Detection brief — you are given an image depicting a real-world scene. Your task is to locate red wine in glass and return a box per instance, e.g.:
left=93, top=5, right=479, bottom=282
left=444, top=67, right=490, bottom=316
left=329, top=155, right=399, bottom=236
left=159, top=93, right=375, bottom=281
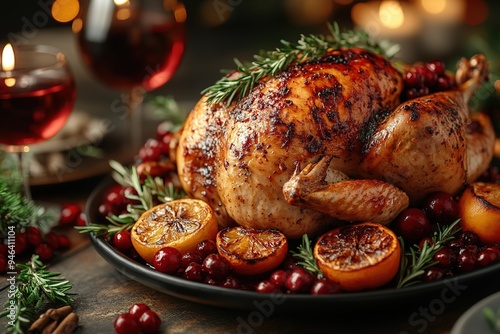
left=77, top=20, right=185, bottom=92
left=74, top=0, right=186, bottom=150
left=0, top=43, right=76, bottom=201
left=0, top=79, right=76, bottom=146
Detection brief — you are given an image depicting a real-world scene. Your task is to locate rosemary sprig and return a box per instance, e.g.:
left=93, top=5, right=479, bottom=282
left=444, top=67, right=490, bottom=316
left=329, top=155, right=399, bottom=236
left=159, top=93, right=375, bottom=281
left=202, top=22, right=399, bottom=106
left=0, top=255, right=74, bottom=334
left=397, top=219, right=461, bottom=289
left=75, top=160, right=184, bottom=237
left=292, top=234, right=324, bottom=278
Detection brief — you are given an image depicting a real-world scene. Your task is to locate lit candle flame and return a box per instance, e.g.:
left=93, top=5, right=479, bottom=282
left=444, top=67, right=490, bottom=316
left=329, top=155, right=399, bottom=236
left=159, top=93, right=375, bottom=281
left=379, top=1, right=405, bottom=29
left=2, top=44, right=15, bottom=72
left=2, top=44, right=16, bottom=87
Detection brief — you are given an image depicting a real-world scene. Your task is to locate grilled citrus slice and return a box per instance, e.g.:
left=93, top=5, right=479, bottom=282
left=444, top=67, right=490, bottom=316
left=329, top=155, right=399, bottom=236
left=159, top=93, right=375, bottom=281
left=216, top=226, right=288, bottom=275
left=314, top=222, right=401, bottom=291
left=458, top=182, right=500, bottom=244
left=131, top=199, right=218, bottom=265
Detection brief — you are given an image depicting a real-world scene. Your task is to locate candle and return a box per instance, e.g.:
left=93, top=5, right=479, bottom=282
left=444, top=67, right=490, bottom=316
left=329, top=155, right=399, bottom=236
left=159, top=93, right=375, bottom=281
left=417, top=0, right=465, bottom=57
left=0, top=44, right=76, bottom=148
left=351, top=0, right=422, bottom=61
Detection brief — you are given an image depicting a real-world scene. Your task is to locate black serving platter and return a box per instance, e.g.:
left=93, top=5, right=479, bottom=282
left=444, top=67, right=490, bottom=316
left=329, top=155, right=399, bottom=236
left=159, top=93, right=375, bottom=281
left=85, top=177, right=500, bottom=313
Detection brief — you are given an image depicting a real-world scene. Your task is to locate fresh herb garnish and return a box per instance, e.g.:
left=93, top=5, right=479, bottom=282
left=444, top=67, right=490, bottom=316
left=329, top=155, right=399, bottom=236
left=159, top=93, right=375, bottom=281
left=75, top=160, right=184, bottom=237
left=0, top=255, right=75, bottom=334
left=397, top=219, right=461, bottom=288
left=292, top=234, right=324, bottom=278
left=202, top=21, right=399, bottom=106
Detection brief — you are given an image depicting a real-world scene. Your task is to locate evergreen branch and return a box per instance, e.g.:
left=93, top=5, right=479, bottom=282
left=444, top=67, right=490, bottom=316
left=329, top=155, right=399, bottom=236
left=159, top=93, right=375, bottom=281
left=0, top=255, right=74, bottom=334
left=0, top=176, right=54, bottom=237
left=202, top=21, right=398, bottom=106
left=397, top=220, right=461, bottom=288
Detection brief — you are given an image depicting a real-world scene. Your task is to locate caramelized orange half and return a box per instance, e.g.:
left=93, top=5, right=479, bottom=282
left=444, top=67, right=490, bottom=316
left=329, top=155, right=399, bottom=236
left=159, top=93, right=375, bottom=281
left=314, top=222, right=401, bottom=291
left=216, top=226, right=288, bottom=276
left=131, top=199, right=218, bottom=265
left=458, top=182, right=500, bottom=244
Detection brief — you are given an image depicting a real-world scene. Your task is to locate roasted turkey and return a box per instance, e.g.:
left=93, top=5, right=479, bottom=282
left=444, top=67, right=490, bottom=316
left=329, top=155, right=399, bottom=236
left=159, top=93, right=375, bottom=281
left=172, top=47, right=495, bottom=239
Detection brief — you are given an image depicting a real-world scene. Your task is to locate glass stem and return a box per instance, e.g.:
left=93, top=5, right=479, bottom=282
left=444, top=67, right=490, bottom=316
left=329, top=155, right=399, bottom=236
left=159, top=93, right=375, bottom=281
left=128, top=89, right=145, bottom=154
left=14, top=150, right=32, bottom=202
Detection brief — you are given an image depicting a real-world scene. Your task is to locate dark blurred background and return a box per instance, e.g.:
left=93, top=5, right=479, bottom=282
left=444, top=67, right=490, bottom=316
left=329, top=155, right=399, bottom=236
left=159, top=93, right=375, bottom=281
left=1, top=0, right=500, bottom=108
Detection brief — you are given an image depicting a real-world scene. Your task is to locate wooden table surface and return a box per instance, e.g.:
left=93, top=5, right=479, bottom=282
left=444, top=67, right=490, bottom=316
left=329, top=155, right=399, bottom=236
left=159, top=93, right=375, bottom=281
left=1, top=175, right=499, bottom=334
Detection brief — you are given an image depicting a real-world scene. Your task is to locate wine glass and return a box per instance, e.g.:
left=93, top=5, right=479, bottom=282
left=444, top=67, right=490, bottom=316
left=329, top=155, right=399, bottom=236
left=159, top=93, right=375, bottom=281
left=73, top=0, right=186, bottom=151
left=0, top=43, right=76, bottom=201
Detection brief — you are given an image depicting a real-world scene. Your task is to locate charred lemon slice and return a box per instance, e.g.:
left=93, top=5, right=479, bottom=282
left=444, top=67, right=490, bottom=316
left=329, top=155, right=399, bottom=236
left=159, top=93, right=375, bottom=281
left=216, top=226, right=288, bottom=276
left=131, top=199, right=218, bottom=265
left=458, top=182, right=500, bottom=244
left=314, top=222, right=401, bottom=291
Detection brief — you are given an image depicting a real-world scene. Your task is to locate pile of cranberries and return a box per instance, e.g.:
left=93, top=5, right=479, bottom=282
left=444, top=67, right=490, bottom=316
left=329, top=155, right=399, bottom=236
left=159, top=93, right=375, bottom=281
left=0, top=203, right=85, bottom=272
left=114, top=303, right=161, bottom=334
left=401, top=60, right=457, bottom=101
left=391, top=190, right=500, bottom=283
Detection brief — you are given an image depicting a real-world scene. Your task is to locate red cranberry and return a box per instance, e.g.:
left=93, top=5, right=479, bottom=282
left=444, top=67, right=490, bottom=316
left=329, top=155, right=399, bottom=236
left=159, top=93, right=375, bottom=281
left=426, top=60, right=446, bottom=76
left=420, top=191, right=459, bottom=225
left=269, top=269, right=288, bottom=289
left=15, top=233, right=27, bottom=255
left=114, top=313, right=140, bottom=334
left=98, top=202, right=116, bottom=217
left=285, top=267, right=315, bottom=293
left=27, top=231, right=43, bottom=248
left=392, top=208, right=432, bottom=245
left=422, top=266, right=445, bottom=282
left=221, top=276, right=241, bottom=289
left=76, top=212, right=87, bottom=226
left=477, top=249, right=500, bottom=267
left=255, top=280, right=279, bottom=293
left=459, top=231, right=480, bottom=245
left=310, top=279, right=340, bottom=295
left=195, top=240, right=218, bottom=259
left=153, top=247, right=182, bottom=274
left=113, top=231, right=133, bottom=253
left=202, top=253, right=231, bottom=279
left=181, top=252, right=203, bottom=267
left=405, top=68, right=424, bottom=88
left=138, top=139, right=164, bottom=162
left=44, top=232, right=60, bottom=251
left=138, top=310, right=161, bottom=334
left=483, top=245, right=500, bottom=258
left=58, top=235, right=71, bottom=250
left=59, top=203, right=82, bottom=226
left=433, top=247, right=456, bottom=269
left=35, top=243, right=54, bottom=262
left=457, top=250, right=476, bottom=272
left=183, top=262, right=204, bottom=282
left=128, top=303, right=150, bottom=321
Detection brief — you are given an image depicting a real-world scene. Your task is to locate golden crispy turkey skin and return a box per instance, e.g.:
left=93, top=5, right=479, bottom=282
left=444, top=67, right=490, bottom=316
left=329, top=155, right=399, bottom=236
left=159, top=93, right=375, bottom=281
left=174, top=48, right=494, bottom=238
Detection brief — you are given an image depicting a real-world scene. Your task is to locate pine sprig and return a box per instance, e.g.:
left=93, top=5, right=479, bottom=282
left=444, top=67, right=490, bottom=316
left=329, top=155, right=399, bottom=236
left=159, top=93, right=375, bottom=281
left=75, top=160, right=185, bottom=237
left=397, top=220, right=461, bottom=289
left=292, top=234, right=324, bottom=278
left=0, top=176, right=54, bottom=237
left=0, top=255, right=74, bottom=334
left=202, top=21, right=399, bottom=106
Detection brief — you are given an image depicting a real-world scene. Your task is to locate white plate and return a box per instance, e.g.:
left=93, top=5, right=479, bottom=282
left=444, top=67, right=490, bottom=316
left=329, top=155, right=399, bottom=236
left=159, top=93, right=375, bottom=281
left=451, top=291, right=500, bottom=334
